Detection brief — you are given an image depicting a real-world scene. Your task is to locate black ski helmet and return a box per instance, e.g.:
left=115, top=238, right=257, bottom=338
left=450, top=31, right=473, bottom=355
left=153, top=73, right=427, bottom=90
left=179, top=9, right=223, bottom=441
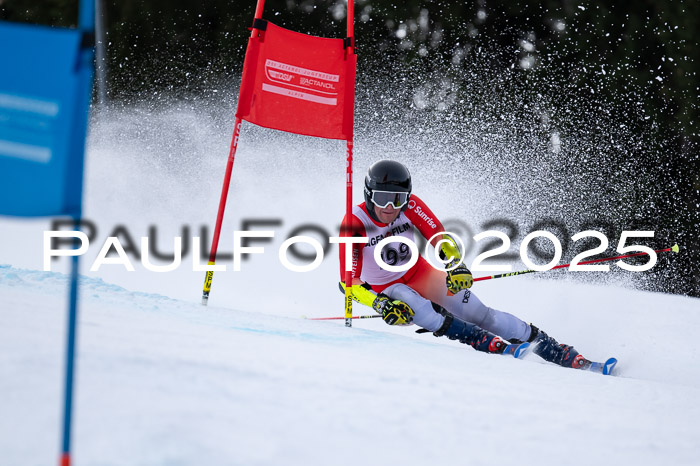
left=364, top=160, right=412, bottom=222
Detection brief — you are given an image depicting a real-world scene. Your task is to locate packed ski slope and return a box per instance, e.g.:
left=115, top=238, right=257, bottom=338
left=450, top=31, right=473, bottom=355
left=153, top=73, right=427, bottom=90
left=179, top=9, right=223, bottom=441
left=2, top=265, right=700, bottom=465
left=2, top=104, right=700, bottom=465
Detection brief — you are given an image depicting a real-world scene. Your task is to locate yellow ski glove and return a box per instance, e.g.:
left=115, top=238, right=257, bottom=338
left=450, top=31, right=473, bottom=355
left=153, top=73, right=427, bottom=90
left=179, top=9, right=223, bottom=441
left=338, top=282, right=414, bottom=325
left=439, top=234, right=473, bottom=293
left=372, top=293, right=415, bottom=326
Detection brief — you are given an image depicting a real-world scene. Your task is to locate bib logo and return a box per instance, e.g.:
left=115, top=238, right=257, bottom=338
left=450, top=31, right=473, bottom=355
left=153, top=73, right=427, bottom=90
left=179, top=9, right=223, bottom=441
left=407, top=199, right=417, bottom=210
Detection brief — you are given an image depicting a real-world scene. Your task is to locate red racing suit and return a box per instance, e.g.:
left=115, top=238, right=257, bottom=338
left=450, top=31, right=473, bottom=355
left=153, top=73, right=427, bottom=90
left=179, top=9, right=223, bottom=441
left=338, top=194, right=450, bottom=305
left=338, top=194, right=531, bottom=342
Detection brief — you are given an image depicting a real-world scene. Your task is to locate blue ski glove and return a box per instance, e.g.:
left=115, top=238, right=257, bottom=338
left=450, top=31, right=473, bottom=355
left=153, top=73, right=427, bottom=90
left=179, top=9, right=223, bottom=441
left=372, top=293, right=415, bottom=326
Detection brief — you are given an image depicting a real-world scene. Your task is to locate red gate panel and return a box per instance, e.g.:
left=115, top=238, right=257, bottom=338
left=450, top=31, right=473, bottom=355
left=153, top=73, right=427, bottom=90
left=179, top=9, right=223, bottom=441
left=236, top=21, right=356, bottom=140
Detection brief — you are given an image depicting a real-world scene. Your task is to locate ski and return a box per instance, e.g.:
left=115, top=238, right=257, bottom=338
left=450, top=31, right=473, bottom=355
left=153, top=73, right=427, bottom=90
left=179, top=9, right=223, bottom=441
left=585, top=357, right=618, bottom=375
left=502, top=342, right=530, bottom=359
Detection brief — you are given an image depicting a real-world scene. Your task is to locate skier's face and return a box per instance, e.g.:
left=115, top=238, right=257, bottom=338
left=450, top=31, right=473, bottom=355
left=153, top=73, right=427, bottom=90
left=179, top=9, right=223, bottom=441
left=374, top=203, right=401, bottom=224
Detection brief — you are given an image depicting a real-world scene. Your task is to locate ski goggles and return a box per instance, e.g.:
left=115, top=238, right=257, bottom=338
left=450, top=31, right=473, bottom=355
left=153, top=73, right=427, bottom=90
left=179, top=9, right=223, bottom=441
left=371, top=190, right=410, bottom=209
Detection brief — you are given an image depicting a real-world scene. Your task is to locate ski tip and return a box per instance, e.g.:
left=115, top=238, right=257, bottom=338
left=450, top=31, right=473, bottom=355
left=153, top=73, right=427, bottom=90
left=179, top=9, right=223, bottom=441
left=513, top=342, right=530, bottom=359
left=602, top=357, right=618, bottom=375
left=671, top=244, right=680, bottom=253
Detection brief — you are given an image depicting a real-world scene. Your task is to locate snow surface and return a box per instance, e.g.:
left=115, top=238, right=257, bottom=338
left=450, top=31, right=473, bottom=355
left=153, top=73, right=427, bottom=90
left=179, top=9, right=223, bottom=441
left=2, top=265, right=700, bottom=466
left=1, top=105, right=700, bottom=465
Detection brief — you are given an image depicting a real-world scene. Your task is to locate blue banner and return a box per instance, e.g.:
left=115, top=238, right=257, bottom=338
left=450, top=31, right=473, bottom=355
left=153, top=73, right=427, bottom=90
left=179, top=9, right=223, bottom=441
left=0, top=21, right=94, bottom=217
left=1, top=7, right=96, bottom=466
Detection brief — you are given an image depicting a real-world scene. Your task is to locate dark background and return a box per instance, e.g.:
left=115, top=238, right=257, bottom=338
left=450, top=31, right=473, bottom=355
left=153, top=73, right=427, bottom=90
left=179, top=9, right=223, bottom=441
left=2, top=0, right=698, bottom=296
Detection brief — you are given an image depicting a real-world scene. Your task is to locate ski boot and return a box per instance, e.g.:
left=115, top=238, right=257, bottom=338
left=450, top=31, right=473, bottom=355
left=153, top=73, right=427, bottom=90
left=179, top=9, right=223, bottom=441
left=517, top=324, right=591, bottom=369
left=433, top=312, right=508, bottom=354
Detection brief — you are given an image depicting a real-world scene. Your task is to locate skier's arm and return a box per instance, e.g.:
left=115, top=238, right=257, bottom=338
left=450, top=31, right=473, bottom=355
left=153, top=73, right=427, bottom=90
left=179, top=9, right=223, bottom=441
left=404, top=194, right=445, bottom=245
left=405, top=194, right=473, bottom=291
left=339, top=280, right=377, bottom=307
left=337, top=212, right=413, bottom=325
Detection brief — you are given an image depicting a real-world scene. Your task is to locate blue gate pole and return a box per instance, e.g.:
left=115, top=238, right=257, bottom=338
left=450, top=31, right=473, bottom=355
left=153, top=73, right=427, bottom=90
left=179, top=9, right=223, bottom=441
left=60, top=2, right=94, bottom=463
left=60, top=220, right=82, bottom=466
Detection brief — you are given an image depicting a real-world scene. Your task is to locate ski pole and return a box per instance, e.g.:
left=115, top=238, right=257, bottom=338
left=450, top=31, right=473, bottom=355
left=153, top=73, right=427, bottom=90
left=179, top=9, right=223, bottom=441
left=303, top=314, right=381, bottom=321
left=474, top=244, right=679, bottom=282
left=315, top=245, right=679, bottom=320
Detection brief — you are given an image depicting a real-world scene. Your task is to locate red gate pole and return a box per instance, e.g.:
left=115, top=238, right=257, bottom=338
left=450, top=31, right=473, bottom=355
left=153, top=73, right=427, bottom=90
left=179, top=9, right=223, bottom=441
left=344, top=141, right=354, bottom=326
left=343, top=1, right=356, bottom=326
left=202, top=0, right=267, bottom=305
left=201, top=117, right=241, bottom=305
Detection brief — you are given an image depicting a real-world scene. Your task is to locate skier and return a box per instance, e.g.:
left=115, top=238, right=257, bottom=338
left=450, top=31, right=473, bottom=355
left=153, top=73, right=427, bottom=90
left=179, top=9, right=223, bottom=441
left=339, top=159, right=592, bottom=369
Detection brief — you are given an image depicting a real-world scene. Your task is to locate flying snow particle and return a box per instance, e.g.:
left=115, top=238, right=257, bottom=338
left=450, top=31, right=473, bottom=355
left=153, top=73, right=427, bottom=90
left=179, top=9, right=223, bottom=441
left=550, top=132, right=561, bottom=154
left=520, top=40, right=535, bottom=52
left=412, top=88, right=428, bottom=110
left=396, top=26, right=407, bottom=39
left=519, top=56, right=536, bottom=70
left=331, top=2, right=346, bottom=21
